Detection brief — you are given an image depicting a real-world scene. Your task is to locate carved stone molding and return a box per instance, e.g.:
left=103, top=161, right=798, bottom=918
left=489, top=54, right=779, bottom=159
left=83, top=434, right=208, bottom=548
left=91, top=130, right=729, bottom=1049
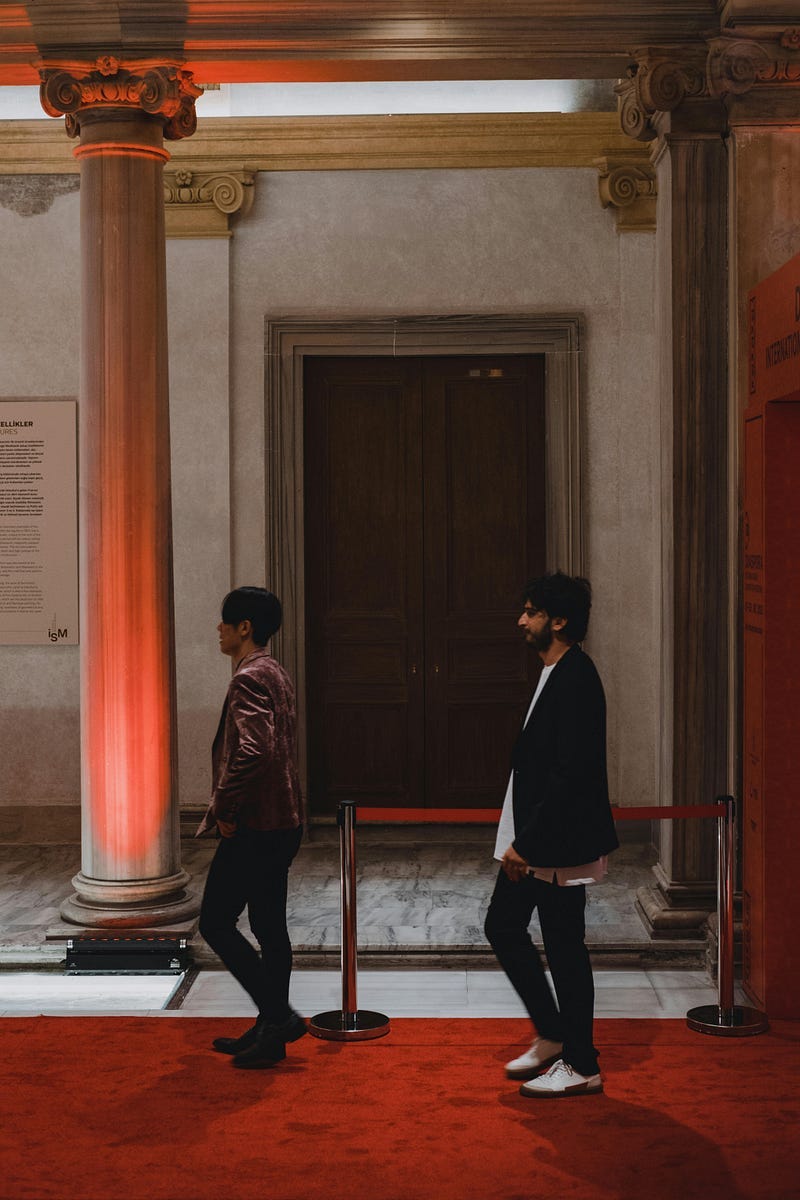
left=163, top=168, right=256, bottom=238
left=0, top=113, right=642, bottom=177
left=595, top=151, right=657, bottom=232
left=615, top=48, right=708, bottom=142
left=38, top=57, right=202, bottom=141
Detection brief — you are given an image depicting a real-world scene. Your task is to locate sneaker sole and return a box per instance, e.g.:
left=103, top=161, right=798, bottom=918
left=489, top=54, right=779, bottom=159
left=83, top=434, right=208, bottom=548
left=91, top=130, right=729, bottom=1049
left=505, top=1052, right=562, bottom=1080
left=519, top=1081, right=603, bottom=1098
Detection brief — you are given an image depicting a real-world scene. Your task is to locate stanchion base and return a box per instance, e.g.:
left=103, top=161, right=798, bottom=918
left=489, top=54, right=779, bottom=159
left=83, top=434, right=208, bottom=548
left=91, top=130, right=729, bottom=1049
left=686, top=1004, right=769, bottom=1037
left=308, top=1010, right=390, bottom=1042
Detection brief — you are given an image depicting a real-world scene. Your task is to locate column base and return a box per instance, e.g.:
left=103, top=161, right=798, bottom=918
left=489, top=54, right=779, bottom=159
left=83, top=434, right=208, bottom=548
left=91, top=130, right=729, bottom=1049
left=703, top=909, right=743, bottom=978
left=60, top=869, right=200, bottom=929
left=635, top=863, right=716, bottom=939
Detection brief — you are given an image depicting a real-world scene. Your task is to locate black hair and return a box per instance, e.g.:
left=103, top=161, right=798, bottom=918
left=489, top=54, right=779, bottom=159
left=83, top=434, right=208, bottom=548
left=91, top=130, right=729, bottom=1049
left=522, top=572, right=592, bottom=643
left=221, top=586, right=282, bottom=647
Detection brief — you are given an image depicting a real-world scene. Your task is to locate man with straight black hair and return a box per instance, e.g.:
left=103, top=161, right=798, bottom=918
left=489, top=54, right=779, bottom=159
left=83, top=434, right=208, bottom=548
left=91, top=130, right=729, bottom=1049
left=197, top=586, right=306, bottom=1069
left=485, top=571, right=618, bottom=1097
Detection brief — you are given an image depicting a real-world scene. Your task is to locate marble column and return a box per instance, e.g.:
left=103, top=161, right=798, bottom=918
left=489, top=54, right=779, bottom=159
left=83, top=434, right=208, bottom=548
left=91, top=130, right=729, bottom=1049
left=617, top=52, right=730, bottom=935
left=39, top=58, right=201, bottom=926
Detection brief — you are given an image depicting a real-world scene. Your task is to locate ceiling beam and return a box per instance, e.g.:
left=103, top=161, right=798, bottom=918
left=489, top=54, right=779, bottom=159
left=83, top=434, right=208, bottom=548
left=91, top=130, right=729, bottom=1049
left=0, top=1, right=724, bottom=85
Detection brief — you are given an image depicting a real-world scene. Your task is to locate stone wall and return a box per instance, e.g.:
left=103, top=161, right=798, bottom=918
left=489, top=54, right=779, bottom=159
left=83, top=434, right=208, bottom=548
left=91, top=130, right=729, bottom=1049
left=0, top=165, right=659, bottom=836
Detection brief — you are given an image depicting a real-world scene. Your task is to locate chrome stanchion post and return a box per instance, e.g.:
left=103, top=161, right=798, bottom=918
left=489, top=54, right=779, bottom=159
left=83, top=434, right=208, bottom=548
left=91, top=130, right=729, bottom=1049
left=341, top=799, right=359, bottom=1025
left=687, top=796, right=769, bottom=1036
left=717, top=792, right=735, bottom=1016
left=309, top=802, right=390, bottom=1041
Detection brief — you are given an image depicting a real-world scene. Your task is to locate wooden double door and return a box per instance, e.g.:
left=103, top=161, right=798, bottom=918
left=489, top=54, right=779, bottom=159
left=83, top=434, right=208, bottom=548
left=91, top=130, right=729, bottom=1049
left=303, top=354, right=546, bottom=816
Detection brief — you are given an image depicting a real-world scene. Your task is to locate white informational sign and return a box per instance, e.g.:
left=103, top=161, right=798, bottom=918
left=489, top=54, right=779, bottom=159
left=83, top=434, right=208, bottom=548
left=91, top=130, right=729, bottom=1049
left=0, top=400, right=78, bottom=645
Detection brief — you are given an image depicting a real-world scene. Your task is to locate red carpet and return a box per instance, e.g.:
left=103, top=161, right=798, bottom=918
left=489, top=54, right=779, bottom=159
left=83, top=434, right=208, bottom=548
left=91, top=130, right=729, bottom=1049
left=1, top=1017, right=798, bottom=1200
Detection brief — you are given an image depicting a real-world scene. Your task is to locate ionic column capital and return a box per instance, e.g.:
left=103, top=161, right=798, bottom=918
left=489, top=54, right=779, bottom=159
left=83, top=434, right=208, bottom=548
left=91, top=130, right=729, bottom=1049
left=595, top=152, right=657, bottom=232
left=38, top=57, right=202, bottom=141
left=706, top=30, right=800, bottom=100
left=615, top=47, right=709, bottom=142
left=163, top=168, right=257, bottom=238
left=618, top=33, right=800, bottom=141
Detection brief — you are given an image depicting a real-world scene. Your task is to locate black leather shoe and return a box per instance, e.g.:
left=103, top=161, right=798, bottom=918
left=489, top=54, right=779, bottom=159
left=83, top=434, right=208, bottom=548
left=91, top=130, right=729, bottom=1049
left=232, top=1033, right=287, bottom=1070
left=231, top=1011, right=307, bottom=1070
left=212, top=1024, right=258, bottom=1055
left=268, top=1010, right=308, bottom=1045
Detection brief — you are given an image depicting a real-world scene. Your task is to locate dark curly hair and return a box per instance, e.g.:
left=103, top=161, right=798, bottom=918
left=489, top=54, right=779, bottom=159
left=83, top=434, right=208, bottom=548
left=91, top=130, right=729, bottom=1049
left=522, top=572, right=592, bottom=643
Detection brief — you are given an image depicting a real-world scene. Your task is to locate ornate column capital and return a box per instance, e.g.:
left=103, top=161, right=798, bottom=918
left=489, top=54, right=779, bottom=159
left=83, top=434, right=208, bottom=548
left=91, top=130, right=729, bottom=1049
left=38, top=57, right=202, bottom=141
left=595, top=151, right=657, bottom=233
left=615, top=47, right=709, bottom=142
left=619, top=33, right=800, bottom=140
left=706, top=31, right=800, bottom=99
left=163, top=168, right=257, bottom=238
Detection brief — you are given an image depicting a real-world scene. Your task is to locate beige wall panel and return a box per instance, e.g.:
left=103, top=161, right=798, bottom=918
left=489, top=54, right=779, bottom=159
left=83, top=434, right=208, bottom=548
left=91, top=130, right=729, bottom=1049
left=227, top=166, right=660, bottom=807
left=0, top=197, right=234, bottom=814
left=0, top=186, right=80, bottom=809
left=0, top=184, right=79, bottom=394
left=0, top=165, right=660, bottom=817
left=166, top=239, right=233, bottom=812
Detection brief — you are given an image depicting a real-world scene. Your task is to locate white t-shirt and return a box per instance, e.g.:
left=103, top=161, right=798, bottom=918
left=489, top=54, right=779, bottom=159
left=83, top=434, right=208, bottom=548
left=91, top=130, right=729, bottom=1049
left=493, top=663, right=607, bottom=886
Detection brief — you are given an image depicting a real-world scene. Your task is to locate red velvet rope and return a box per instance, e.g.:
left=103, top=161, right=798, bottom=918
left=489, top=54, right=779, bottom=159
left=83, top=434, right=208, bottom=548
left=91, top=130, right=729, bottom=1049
left=354, top=803, right=728, bottom=824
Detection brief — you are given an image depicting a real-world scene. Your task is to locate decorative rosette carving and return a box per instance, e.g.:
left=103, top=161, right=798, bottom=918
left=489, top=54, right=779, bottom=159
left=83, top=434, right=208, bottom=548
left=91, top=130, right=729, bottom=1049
left=39, top=58, right=202, bottom=140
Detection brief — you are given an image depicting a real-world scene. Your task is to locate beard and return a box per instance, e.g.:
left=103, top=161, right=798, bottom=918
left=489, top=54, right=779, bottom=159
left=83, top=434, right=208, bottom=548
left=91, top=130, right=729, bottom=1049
left=528, top=618, right=553, bottom=653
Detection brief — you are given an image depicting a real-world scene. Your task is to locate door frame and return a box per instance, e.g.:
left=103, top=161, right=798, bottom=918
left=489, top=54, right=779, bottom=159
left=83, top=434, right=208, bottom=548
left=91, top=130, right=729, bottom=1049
left=264, top=313, right=584, bottom=801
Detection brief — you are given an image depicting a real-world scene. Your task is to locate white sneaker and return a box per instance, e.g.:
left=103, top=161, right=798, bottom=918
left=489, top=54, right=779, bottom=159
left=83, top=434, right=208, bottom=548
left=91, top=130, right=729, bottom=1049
left=519, top=1058, right=603, bottom=1098
left=505, top=1037, right=563, bottom=1079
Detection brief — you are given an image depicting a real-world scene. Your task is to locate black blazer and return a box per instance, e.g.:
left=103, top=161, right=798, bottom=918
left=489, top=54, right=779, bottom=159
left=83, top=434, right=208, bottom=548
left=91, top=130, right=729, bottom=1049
left=510, top=643, right=619, bottom=868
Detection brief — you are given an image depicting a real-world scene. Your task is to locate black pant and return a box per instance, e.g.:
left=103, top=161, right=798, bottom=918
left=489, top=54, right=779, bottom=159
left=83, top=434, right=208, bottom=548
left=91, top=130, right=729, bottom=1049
left=199, top=825, right=303, bottom=1024
left=484, top=868, right=599, bottom=1076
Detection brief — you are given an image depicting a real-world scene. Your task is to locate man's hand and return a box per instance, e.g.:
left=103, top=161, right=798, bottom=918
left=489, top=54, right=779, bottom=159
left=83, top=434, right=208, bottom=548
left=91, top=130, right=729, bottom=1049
left=217, top=818, right=237, bottom=838
left=501, top=844, right=530, bottom=882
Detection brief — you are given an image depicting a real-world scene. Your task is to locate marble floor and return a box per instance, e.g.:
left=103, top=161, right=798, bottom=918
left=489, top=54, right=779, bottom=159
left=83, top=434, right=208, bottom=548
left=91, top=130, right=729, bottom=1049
left=0, top=971, right=181, bottom=1014
left=0, top=830, right=707, bottom=968
left=181, top=966, right=740, bottom=1020
left=0, top=966, right=739, bottom=1019
left=0, top=828, right=733, bottom=1019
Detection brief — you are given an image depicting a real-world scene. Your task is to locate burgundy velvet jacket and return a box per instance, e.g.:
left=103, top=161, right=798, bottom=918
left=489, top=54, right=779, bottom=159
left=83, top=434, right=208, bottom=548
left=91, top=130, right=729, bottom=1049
left=196, top=648, right=303, bottom=836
